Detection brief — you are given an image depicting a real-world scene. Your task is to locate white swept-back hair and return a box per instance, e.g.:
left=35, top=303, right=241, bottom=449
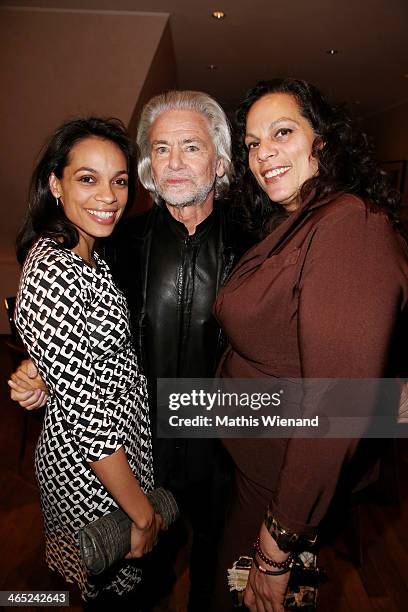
left=136, top=90, right=233, bottom=202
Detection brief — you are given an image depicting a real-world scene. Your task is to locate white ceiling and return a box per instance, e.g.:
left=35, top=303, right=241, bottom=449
left=4, top=0, right=408, bottom=116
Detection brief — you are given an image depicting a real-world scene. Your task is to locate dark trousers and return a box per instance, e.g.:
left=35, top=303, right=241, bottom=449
left=139, top=475, right=230, bottom=611
left=83, top=590, right=143, bottom=612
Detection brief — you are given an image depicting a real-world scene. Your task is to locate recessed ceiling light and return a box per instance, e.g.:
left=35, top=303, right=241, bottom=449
left=207, top=64, right=218, bottom=70
left=212, top=10, right=226, bottom=20
left=326, top=49, right=338, bottom=55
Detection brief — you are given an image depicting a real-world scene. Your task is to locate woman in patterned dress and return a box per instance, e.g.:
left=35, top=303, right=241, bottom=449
left=13, top=118, right=160, bottom=604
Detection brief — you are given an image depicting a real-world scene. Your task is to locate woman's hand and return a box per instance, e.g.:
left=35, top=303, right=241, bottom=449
left=244, top=566, right=290, bottom=612
left=90, top=448, right=162, bottom=558
left=243, top=524, right=291, bottom=612
left=126, top=511, right=163, bottom=559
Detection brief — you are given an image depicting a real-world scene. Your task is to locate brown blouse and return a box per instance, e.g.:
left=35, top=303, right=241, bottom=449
left=214, top=192, right=408, bottom=534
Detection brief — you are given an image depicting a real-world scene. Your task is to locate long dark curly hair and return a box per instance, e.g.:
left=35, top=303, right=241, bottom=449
left=16, top=117, right=136, bottom=264
left=233, top=78, right=403, bottom=240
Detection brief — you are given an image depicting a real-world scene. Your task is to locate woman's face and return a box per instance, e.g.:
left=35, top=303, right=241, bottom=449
left=245, top=92, right=318, bottom=211
left=49, top=136, right=129, bottom=251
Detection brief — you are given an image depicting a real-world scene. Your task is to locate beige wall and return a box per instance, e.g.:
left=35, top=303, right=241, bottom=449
left=0, top=7, right=177, bottom=333
left=363, top=101, right=408, bottom=202
left=127, top=21, right=178, bottom=213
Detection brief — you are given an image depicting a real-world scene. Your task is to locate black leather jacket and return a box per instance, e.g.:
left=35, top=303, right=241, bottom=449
left=105, top=202, right=244, bottom=488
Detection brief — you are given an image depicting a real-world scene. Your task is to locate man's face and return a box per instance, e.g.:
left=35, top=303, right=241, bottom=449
left=149, top=109, right=225, bottom=208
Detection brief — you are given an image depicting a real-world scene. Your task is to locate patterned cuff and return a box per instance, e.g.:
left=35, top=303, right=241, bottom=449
left=264, top=506, right=318, bottom=553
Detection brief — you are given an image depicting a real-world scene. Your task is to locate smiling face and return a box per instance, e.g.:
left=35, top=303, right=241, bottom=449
left=149, top=109, right=225, bottom=209
left=49, top=136, right=128, bottom=258
left=245, top=92, right=318, bottom=211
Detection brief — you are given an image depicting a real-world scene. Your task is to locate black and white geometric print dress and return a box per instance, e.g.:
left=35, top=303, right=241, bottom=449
left=14, top=237, right=154, bottom=599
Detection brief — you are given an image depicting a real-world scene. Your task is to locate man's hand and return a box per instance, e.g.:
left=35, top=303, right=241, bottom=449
left=7, top=359, right=48, bottom=410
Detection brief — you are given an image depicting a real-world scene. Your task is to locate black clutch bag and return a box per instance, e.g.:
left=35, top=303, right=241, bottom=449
left=78, top=487, right=179, bottom=575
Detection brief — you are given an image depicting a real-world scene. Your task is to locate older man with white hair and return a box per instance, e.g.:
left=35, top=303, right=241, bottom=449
left=111, top=91, right=244, bottom=610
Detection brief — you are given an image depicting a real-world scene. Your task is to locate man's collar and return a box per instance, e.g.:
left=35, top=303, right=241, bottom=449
left=162, top=201, right=219, bottom=236
left=163, top=197, right=215, bottom=235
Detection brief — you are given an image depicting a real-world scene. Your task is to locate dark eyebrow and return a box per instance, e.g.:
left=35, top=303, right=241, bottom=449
left=74, top=167, right=128, bottom=176
left=245, top=117, right=300, bottom=139
left=74, top=166, right=98, bottom=174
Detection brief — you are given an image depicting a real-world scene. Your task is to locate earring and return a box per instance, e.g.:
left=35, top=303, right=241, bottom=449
left=55, top=196, right=60, bottom=207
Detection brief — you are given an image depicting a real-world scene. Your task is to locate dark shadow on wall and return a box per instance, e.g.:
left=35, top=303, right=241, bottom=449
left=127, top=21, right=178, bottom=216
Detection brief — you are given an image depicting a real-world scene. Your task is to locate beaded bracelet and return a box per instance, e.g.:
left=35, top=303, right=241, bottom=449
left=252, top=554, right=292, bottom=576
left=253, top=536, right=294, bottom=569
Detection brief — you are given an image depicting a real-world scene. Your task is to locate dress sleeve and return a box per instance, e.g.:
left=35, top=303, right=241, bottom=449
left=269, top=199, right=408, bottom=534
left=15, top=251, right=123, bottom=463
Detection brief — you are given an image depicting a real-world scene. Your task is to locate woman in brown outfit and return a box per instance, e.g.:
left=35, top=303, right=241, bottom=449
left=213, top=79, right=408, bottom=611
